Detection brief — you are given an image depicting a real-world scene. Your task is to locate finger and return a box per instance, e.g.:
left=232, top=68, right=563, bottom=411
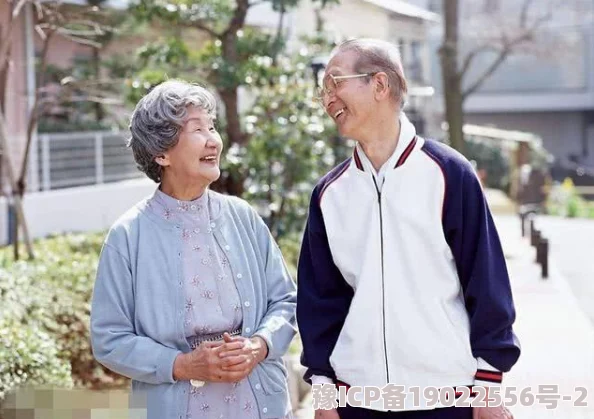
left=472, top=407, right=479, bottom=419
left=214, top=341, right=246, bottom=355
left=222, top=332, right=234, bottom=343
left=218, top=347, right=251, bottom=358
left=222, top=358, right=254, bottom=372
left=221, top=354, right=250, bottom=367
left=199, top=340, right=224, bottom=349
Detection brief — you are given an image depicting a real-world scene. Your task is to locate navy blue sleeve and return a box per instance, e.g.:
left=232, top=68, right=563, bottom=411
left=297, top=184, right=354, bottom=383
left=424, top=141, right=520, bottom=375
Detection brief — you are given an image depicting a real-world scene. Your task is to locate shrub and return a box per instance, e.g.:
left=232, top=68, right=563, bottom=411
left=0, top=318, right=73, bottom=400
left=0, top=232, right=129, bottom=402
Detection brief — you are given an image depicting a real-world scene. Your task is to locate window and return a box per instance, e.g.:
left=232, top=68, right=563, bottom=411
left=409, top=40, right=424, bottom=82
left=483, top=0, right=500, bottom=13
left=398, top=39, right=406, bottom=64
left=428, top=0, right=442, bottom=13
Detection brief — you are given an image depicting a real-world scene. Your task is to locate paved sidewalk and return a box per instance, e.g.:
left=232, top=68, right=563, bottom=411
left=492, top=215, right=594, bottom=418
left=295, top=213, right=594, bottom=418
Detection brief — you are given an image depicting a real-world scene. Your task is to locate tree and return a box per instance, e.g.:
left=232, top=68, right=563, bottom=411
left=128, top=0, right=337, bottom=196
left=0, top=0, right=116, bottom=259
left=439, top=0, right=553, bottom=154
left=243, top=37, right=343, bottom=240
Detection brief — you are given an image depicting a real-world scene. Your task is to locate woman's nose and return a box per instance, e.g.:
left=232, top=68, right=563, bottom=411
left=206, top=134, right=222, bottom=148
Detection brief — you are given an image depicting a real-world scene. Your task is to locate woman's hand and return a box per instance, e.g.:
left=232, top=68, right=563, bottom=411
left=217, top=333, right=268, bottom=381
left=173, top=339, right=248, bottom=383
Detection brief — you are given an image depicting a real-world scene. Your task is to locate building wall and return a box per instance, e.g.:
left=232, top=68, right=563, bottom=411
left=1, top=2, right=31, bottom=187
left=0, top=178, right=156, bottom=245
left=465, top=111, right=593, bottom=166
left=291, top=0, right=391, bottom=42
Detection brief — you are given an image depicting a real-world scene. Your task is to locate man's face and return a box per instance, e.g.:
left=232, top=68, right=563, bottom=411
left=321, top=50, right=376, bottom=140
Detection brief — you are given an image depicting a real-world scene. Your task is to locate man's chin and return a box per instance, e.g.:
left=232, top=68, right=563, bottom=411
left=336, top=125, right=349, bottom=137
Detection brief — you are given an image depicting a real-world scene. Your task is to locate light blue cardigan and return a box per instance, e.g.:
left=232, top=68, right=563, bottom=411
left=90, top=190, right=297, bottom=419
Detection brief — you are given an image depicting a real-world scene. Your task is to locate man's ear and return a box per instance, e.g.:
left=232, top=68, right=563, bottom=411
left=373, top=72, right=391, bottom=101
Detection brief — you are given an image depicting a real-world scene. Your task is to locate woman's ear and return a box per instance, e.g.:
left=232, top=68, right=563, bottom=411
left=155, top=154, right=170, bottom=168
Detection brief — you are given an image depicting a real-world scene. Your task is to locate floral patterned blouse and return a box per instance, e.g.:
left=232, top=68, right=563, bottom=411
left=147, top=188, right=291, bottom=419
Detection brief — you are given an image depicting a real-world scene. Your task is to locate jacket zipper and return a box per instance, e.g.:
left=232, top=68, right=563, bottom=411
left=373, top=176, right=390, bottom=384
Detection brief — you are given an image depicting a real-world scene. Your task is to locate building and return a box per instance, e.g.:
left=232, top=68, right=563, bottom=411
left=417, top=0, right=594, bottom=173
left=0, top=0, right=439, bottom=245
left=247, top=0, right=440, bottom=134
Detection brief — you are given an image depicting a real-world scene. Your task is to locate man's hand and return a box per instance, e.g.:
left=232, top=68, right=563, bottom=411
left=314, top=408, right=340, bottom=419
left=473, top=387, right=514, bottom=419
left=473, top=405, right=514, bottom=419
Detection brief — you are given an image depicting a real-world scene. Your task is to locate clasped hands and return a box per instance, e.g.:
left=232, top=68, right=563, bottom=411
left=173, top=332, right=268, bottom=383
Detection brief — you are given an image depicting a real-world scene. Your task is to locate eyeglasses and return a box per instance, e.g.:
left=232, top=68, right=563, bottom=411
left=316, top=72, right=378, bottom=104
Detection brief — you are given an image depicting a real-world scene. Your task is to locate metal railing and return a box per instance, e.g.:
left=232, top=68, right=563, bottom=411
left=32, top=130, right=142, bottom=192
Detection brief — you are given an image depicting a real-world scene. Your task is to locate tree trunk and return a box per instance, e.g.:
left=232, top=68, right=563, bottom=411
left=0, top=113, right=34, bottom=259
left=92, top=46, right=104, bottom=122
left=217, top=2, right=249, bottom=197
left=440, top=0, right=465, bottom=154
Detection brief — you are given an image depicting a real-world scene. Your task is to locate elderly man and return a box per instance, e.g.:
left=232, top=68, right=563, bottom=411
left=297, top=38, right=520, bottom=419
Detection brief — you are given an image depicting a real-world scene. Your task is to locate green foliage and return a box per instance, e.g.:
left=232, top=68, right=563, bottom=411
left=0, top=318, right=72, bottom=400
left=0, top=232, right=128, bottom=401
left=464, top=138, right=510, bottom=191
left=546, top=178, right=594, bottom=219
left=241, top=42, right=346, bottom=239
left=131, top=0, right=236, bottom=34
left=196, top=29, right=284, bottom=90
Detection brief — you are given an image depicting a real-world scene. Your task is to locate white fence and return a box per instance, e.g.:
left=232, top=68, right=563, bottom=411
left=31, top=130, right=142, bottom=191
left=0, top=178, right=156, bottom=246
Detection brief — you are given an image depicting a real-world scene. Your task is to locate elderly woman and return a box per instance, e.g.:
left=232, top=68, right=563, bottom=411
left=90, top=80, right=296, bottom=419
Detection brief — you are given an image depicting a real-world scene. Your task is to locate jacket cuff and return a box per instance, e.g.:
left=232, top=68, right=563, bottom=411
left=157, top=347, right=183, bottom=384
left=253, top=329, right=274, bottom=360
left=474, top=358, right=503, bottom=388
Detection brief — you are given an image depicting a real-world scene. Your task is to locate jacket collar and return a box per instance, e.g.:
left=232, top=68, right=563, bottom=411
left=352, top=112, right=417, bottom=173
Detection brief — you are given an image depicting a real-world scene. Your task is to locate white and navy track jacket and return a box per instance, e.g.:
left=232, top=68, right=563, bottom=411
left=297, top=117, right=521, bottom=411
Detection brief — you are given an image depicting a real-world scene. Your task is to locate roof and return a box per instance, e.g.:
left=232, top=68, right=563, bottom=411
left=52, top=0, right=128, bottom=10
left=363, top=0, right=440, bottom=22
left=461, top=123, right=542, bottom=144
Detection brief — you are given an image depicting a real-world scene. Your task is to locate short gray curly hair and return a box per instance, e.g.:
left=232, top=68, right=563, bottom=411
left=127, top=80, right=217, bottom=183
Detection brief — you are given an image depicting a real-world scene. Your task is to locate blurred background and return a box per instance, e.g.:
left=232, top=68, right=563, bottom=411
left=0, top=0, right=593, bottom=418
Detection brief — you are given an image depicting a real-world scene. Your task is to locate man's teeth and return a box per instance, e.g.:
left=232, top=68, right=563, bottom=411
left=334, top=109, right=345, bottom=118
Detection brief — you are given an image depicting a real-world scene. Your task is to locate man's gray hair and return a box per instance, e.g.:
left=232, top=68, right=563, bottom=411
left=332, top=38, right=408, bottom=108
left=128, top=80, right=217, bottom=183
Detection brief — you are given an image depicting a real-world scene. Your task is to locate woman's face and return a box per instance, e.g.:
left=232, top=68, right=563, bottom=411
left=159, top=106, right=223, bottom=186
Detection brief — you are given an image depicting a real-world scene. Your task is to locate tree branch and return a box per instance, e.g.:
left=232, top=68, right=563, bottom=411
left=193, top=21, right=220, bottom=38
left=19, top=29, right=55, bottom=189
left=459, top=44, right=496, bottom=78
left=462, top=0, right=552, bottom=100
left=12, top=0, right=29, bottom=19
left=59, top=32, right=103, bottom=48
left=222, top=0, right=250, bottom=38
